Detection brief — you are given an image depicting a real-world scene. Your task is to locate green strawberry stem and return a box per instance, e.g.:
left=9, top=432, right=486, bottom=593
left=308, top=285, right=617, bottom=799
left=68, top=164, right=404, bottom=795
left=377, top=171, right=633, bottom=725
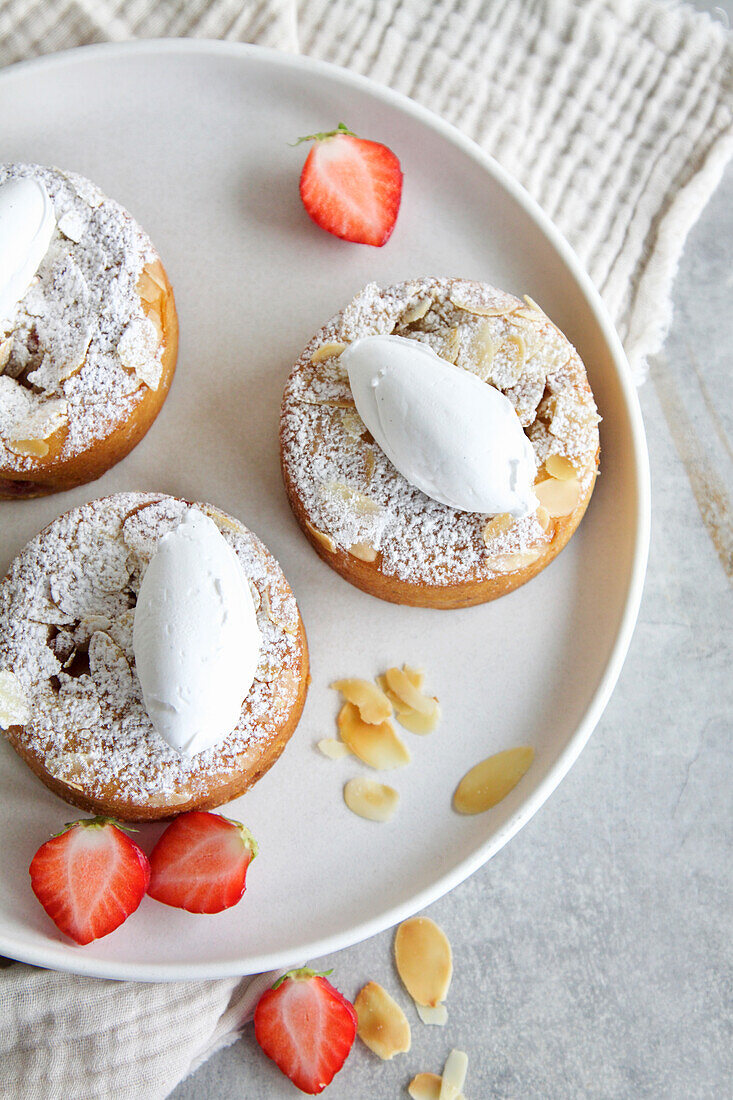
left=52, top=815, right=136, bottom=838
left=291, top=122, right=355, bottom=146
left=272, top=967, right=335, bottom=989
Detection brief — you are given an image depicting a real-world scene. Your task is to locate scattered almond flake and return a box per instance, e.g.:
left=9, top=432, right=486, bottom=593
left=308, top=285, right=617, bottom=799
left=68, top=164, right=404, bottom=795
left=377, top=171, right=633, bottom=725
left=402, top=298, right=431, bottom=324
left=482, top=513, right=514, bottom=545
left=0, top=493, right=303, bottom=807
left=348, top=541, right=377, bottom=562
left=415, top=1003, right=448, bottom=1026
left=344, top=777, right=399, bottom=822
left=281, top=278, right=599, bottom=586
left=7, top=437, right=49, bottom=457
left=385, top=667, right=437, bottom=717
left=354, top=982, right=411, bottom=1059
left=0, top=337, right=12, bottom=371
left=305, top=520, right=336, bottom=553
left=321, top=481, right=381, bottom=515
left=535, top=505, right=552, bottom=532
left=377, top=675, right=412, bottom=715
left=439, top=1050, right=469, bottom=1100
left=57, top=208, right=88, bottom=243
left=0, top=669, right=30, bottom=728
left=545, top=453, right=577, bottom=480
left=409, top=1072, right=465, bottom=1100
left=338, top=702, right=410, bottom=769
left=137, top=267, right=164, bottom=305
left=331, top=678, right=393, bottom=724
left=453, top=746, right=534, bottom=814
left=117, top=315, right=162, bottom=390
left=340, top=408, right=365, bottom=440
left=395, top=917, right=452, bottom=1007
left=403, top=666, right=425, bottom=690
left=0, top=163, right=166, bottom=474
left=8, top=398, right=68, bottom=446
left=317, top=738, right=352, bottom=760
left=491, top=548, right=543, bottom=573
left=311, top=341, right=348, bottom=363
left=395, top=704, right=441, bottom=735
left=535, top=475, right=581, bottom=517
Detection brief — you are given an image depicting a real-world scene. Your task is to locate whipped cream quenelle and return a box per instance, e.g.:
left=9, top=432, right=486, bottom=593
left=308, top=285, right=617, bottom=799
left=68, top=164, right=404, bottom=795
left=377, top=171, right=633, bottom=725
left=133, top=511, right=262, bottom=757
left=342, top=335, right=538, bottom=517
left=0, top=177, right=56, bottom=330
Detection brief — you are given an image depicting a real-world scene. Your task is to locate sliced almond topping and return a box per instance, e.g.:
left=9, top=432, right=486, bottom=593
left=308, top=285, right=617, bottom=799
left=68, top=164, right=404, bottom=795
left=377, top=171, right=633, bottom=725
left=482, top=513, right=514, bottom=544
left=523, top=293, right=546, bottom=315
left=449, top=286, right=516, bottom=316
left=317, top=738, right=352, bottom=760
left=354, top=981, right=411, bottom=1059
left=395, top=917, right=452, bottom=1007
left=363, top=449, right=376, bottom=483
left=344, top=778, right=400, bottom=823
left=468, top=319, right=495, bottom=379
left=454, top=746, right=534, bottom=814
left=0, top=669, right=30, bottom=729
left=0, top=336, right=13, bottom=371
left=331, top=678, right=393, bottom=724
left=338, top=702, right=410, bottom=769
left=305, top=521, right=336, bottom=553
left=535, top=505, right=552, bottom=532
left=439, top=1050, right=469, bottom=1100
left=535, top=475, right=581, bottom=517
left=376, top=675, right=411, bottom=715
left=311, top=341, right=348, bottom=363
left=403, top=666, right=425, bottom=690
left=7, top=437, right=50, bottom=457
left=385, top=667, right=438, bottom=716
left=349, top=542, right=378, bottom=563
left=340, top=409, right=365, bottom=440
left=408, top=1072, right=444, bottom=1100
left=137, top=268, right=164, bottom=305
left=545, top=453, right=577, bottom=480
left=491, top=548, right=543, bottom=573
left=402, top=298, right=432, bottom=324
left=323, top=482, right=381, bottom=515
left=415, top=1002, right=448, bottom=1026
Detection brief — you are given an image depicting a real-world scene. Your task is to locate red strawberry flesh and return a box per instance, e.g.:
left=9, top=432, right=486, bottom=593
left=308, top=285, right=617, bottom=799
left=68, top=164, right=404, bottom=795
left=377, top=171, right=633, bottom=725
left=299, top=126, right=402, bottom=247
left=147, top=810, right=257, bottom=914
left=29, top=818, right=150, bottom=945
left=254, top=969, right=357, bottom=1094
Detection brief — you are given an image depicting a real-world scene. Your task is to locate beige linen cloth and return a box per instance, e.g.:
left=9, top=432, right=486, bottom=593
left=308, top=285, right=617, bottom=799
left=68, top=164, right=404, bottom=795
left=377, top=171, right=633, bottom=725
left=0, top=1, right=731, bottom=1097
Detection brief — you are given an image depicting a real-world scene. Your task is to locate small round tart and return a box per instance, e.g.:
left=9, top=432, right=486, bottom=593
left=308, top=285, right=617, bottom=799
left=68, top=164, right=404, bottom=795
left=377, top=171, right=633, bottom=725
left=280, top=278, right=600, bottom=609
left=0, top=164, right=178, bottom=499
left=0, top=493, right=309, bottom=821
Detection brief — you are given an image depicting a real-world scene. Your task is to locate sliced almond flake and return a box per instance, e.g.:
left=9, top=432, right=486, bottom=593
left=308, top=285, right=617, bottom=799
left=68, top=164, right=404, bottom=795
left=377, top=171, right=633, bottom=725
left=402, top=298, right=432, bottom=324
left=7, top=437, right=49, bottom=457
left=403, top=666, right=425, bottom=690
left=305, top=521, right=336, bottom=553
left=363, top=450, right=375, bottom=483
left=57, top=208, right=88, bottom=243
left=395, top=916, right=452, bottom=1007
left=535, top=505, right=552, bottom=532
left=416, top=1002, right=448, bottom=1026
left=467, top=319, right=495, bottom=379
left=322, top=482, right=381, bottom=515
left=385, top=667, right=437, bottom=716
left=331, top=678, right=393, bottom=724
left=408, top=1072, right=444, bottom=1100
left=340, top=408, right=365, bottom=440
left=396, top=703, right=441, bottom=735
left=482, top=513, right=514, bottom=544
left=524, top=293, right=546, bottom=314
left=535, top=475, right=581, bottom=517
left=344, top=777, right=399, bottom=822
left=144, top=261, right=168, bottom=292
left=0, top=669, right=30, bottom=729
left=377, top=675, right=412, bottom=715
left=449, top=286, right=516, bottom=316
left=355, top=982, right=411, bottom=1059
left=338, top=702, right=410, bottom=769
left=453, top=746, right=534, bottom=814
left=254, top=656, right=281, bottom=683
left=349, top=542, right=377, bottom=562
left=440, top=326, right=461, bottom=364
left=545, top=453, right=578, bottom=480
left=0, top=336, right=12, bottom=371
left=295, top=395, right=355, bottom=408
left=88, top=631, right=133, bottom=700
left=311, top=341, right=348, bottom=363
left=8, top=398, right=69, bottom=446
left=439, top=1050, right=469, bottom=1100
left=117, top=315, right=162, bottom=390
left=248, top=580, right=262, bottom=612
left=500, top=332, right=526, bottom=379
left=317, top=738, right=352, bottom=760
left=491, top=548, right=543, bottom=573
left=137, top=269, right=164, bottom=305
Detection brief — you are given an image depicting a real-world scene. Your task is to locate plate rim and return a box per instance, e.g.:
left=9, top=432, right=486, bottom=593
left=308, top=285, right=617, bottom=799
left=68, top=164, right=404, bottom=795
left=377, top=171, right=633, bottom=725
left=0, top=38, right=651, bottom=981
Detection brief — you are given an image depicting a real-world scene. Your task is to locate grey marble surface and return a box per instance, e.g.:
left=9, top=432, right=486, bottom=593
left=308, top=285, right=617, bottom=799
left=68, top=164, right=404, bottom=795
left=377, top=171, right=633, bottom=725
left=171, top=93, right=733, bottom=1100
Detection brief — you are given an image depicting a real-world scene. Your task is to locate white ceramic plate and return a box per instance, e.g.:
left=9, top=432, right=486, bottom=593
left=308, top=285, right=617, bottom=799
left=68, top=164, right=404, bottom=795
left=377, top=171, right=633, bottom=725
left=0, top=41, right=649, bottom=980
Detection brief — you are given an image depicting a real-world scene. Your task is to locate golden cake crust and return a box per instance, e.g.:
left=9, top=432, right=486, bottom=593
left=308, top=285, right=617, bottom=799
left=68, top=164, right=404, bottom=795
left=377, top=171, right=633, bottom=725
left=0, top=493, right=309, bottom=821
left=280, top=278, right=600, bottom=609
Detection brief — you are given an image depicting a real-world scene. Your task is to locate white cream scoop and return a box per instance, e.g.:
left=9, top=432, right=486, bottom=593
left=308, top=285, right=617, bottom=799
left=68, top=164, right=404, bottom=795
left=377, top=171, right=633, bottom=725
left=342, top=335, right=538, bottom=517
left=0, top=177, right=56, bottom=330
left=133, top=511, right=262, bottom=757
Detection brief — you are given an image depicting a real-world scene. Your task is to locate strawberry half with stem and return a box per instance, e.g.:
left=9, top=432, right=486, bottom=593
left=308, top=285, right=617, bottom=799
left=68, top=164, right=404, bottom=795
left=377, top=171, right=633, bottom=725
left=297, top=122, right=403, bottom=246
left=29, top=817, right=150, bottom=945
left=147, top=810, right=257, bottom=914
left=254, top=968, right=357, bottom=1094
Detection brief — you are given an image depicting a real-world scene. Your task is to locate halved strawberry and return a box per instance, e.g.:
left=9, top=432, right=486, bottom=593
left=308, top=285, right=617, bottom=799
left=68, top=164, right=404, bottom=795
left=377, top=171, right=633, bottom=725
left=29, top=817, right=150, bottom=945
left=298, top=122, right=403, bottom=246
left=147, top=810, right=257, bottom=914
left=254, top=968, right=357, bottom=1094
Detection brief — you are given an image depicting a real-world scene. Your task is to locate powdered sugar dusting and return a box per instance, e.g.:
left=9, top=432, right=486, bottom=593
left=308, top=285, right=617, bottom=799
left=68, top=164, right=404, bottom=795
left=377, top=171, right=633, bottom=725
left=281, top=279, right=600, bottom=585
left=0, top=493, right=303, bottom=804
left=0, top=164, right=164, bottom=470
